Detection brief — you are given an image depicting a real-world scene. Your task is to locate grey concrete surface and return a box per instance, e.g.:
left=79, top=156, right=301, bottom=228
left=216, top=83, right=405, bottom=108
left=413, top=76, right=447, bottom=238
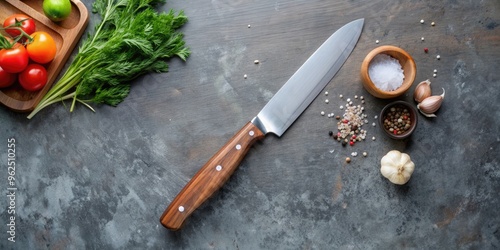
left=1, top=0, right=499, bottom=249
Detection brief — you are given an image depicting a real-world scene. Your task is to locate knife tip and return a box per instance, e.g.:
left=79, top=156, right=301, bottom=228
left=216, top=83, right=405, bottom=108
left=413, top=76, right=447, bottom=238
left=351, top=18, right=364, bottom=28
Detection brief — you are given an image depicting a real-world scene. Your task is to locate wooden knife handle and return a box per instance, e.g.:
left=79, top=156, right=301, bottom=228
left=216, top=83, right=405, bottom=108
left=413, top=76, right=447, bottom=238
left=160, top=122, right=265, bottom=230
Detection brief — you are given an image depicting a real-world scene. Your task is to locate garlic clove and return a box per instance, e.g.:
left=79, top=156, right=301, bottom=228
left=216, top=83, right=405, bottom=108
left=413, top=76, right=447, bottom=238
left=418, top=109, right=437, bottom=118
left=417, top=88, right=445, bottom=117
left=413, top=79, right=432, bottom=103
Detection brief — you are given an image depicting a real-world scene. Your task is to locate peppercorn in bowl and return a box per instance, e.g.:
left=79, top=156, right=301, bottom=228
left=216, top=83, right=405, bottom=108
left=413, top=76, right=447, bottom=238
left=379, top=101, right=417, bottom=139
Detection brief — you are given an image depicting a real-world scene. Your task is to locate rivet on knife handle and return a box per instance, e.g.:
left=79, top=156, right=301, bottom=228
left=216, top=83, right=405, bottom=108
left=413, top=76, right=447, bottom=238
left=160, top=122, right=265, bottom=230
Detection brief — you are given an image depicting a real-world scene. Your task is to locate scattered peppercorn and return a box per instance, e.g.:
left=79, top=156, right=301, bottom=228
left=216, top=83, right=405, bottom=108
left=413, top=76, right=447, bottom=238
left=424, top=48, right=428, bottom=53
left=332, top=97, right=369, bottom=147
left=346, top=157, right=351, bottom=163
left=323, top=94, right=373, bottom=151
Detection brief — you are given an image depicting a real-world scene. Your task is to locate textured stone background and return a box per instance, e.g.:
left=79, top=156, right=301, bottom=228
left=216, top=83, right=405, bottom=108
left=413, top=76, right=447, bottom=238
left=1, top=0, right=499, bottom=249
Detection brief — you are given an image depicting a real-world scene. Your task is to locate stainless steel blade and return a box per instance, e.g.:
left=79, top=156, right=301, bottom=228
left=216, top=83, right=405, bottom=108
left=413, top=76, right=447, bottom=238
left=160, top=19, right=365, bottom=230
left=251, top=18, right=364, bottom=136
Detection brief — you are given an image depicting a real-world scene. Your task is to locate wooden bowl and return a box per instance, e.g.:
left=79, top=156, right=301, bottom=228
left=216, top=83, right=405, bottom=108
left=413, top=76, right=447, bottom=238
left=360, top=46, right=416, bottom=99
left=379, top=101, right=418, bottom=140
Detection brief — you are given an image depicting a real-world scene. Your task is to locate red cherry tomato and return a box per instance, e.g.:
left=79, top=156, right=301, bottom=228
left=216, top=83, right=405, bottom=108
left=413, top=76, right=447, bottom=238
left=26, top=31, right=57, bottom=64
left=3, top=14, right=36, bottom=37
left=0, top=66, right=16, bottom=88
left=0, top=42, right=29, bottom=73
left=18, top=64, right=48, bottom=91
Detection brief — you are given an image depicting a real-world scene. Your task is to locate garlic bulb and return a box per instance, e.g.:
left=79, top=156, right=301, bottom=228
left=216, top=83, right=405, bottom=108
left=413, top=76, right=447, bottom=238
left=417, top=88, right=445, bottom=117
left=380, top=150, right=415, bottom=185
left=413, top=79, right=432, bottom=103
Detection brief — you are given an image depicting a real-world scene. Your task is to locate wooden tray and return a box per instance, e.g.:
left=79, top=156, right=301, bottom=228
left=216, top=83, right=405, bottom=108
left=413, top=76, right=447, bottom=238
left=0, top=0, right=89, bottom=112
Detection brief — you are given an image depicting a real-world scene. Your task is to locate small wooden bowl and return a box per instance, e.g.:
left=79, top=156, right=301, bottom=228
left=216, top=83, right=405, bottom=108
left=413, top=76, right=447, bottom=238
left=379, top=101, right=418, bottom=140
left=360, top=45, right=416, bottom=99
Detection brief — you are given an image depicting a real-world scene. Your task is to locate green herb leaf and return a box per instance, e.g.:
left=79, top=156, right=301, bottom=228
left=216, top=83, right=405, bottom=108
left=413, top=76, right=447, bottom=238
left=28, top=0, right=189, bottom=119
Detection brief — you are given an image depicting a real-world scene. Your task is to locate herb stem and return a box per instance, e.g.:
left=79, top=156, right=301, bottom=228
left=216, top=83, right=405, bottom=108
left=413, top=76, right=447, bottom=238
left=26, top=0, right=189, bottom=119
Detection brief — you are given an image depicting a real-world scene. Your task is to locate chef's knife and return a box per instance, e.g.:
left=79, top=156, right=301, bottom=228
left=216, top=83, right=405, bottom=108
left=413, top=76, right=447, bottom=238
left=160, top=18, right=364, bottom=230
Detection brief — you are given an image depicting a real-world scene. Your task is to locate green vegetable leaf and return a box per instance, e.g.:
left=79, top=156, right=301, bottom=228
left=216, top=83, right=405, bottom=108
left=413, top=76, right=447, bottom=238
left=92, top=84, right=131, bottom=106
left=28, top=0, right=190, bottom=119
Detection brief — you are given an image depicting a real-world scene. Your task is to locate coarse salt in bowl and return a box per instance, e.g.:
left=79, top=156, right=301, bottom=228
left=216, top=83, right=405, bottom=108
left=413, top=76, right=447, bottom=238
left=360, top=46, right=416, bottom=99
